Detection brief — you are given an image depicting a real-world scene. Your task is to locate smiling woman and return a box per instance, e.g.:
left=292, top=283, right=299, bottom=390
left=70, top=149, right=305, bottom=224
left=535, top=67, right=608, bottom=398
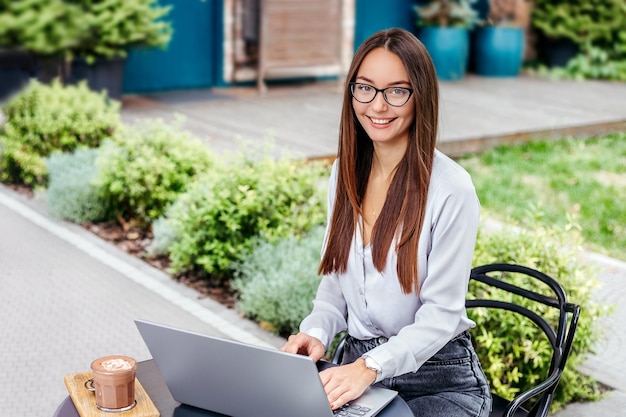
left=281, top=28, right=492, bottom=417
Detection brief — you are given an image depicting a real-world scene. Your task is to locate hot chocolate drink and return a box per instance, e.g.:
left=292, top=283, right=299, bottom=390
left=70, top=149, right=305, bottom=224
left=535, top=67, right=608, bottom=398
left=88, top=355, right=137, bottom=412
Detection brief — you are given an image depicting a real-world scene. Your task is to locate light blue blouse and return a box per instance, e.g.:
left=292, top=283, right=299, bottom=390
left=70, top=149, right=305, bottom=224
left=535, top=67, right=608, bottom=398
left=300, top=150, right=481, bottom=380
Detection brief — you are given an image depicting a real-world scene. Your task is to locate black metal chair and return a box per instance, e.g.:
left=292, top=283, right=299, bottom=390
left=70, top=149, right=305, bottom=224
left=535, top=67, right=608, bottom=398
left=466, top=263, right=581, bottom=417
left=330, top=263, right=581, bottom=417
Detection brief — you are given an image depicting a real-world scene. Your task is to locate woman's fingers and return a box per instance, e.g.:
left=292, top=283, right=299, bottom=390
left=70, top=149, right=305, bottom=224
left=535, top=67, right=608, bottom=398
left=320, top=361, right=374, bottom=410
left=281, top=333, right=325, bottom=361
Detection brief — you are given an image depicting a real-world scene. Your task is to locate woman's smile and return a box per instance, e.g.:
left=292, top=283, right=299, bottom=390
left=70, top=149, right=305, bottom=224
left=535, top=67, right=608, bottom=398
left=368, top=116, right=396, bottom=126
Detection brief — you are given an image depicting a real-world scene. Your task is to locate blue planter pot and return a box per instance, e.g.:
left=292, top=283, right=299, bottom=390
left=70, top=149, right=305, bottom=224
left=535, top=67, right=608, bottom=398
left=472, top=27, right=524, bottom=77
left=417, top=27, right=469, bottom=81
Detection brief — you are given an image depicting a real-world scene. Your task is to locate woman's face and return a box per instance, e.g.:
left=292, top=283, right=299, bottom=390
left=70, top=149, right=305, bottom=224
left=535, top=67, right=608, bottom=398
left=352, top=47, right=415, bottom=147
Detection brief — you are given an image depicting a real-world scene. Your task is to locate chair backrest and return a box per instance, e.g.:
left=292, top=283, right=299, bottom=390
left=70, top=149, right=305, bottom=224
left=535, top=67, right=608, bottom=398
left=466, top=263, right=581, bottom=417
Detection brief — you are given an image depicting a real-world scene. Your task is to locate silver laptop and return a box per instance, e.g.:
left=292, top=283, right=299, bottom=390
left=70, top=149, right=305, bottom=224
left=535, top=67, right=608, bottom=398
left=135, top=319, right=398, bottom=417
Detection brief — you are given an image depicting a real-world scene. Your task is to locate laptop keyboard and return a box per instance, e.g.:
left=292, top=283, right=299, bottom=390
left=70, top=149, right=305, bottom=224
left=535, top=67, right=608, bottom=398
left=333, top=403, right=371, bottom=416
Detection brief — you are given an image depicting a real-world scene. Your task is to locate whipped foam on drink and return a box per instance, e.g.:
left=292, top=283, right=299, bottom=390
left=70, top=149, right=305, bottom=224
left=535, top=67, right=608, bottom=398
left=101, top=358, right=133, bottom=371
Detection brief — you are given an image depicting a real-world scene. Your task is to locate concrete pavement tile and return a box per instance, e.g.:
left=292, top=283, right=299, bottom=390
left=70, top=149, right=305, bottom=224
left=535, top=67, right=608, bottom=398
left=553, top=391, right=626, bottom=417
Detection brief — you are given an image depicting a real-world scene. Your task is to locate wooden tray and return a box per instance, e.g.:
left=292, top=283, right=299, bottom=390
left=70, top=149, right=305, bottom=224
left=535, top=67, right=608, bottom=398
left=64, top=371, right=159, bottom=417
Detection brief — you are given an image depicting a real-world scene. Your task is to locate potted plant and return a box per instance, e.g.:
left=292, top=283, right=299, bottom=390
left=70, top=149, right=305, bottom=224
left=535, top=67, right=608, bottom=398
left=471, top=0, right=529, bottom=77
left=67, top=0, right=174, bottom=100
left=532, top=0, right=626, bottom=69
left=414, top=0, right=481, bottom=81
left=530, top=0, right=580, bottom=67
left=0, top=0, right=85, bottom=99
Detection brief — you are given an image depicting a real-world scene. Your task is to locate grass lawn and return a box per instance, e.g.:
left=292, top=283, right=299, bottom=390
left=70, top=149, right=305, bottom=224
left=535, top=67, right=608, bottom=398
left=457, top=132, right=626, bottom=261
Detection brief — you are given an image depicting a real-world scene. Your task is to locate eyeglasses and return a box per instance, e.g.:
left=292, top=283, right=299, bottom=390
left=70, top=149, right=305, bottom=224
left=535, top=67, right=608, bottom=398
left=349, top=82, right=414, bottom=107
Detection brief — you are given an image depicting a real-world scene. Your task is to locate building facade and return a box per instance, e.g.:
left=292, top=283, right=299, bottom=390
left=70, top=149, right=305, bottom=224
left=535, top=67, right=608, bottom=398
left=123, top=0, right=432, bottom=93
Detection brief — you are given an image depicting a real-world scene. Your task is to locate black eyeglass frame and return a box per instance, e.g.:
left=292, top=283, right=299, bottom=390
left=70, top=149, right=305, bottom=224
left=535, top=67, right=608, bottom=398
left=349, top=82, right=414, bottom=107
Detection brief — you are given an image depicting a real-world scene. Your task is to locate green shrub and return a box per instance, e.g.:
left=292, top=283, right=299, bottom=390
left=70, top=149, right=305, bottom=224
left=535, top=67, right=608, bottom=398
left=532, top=0, right=625, bottom=47
left=0, top=79, right=120, bottom=186
left=158, top=151, right=329, bottom=281
left=72, top=0, right=173, bottom=62
left=94, top=118, right=215, bottom=227
left=45, top=148, right=110, bottom=223
left=470, top=217, right=610, bottom=411
left=231, top=225, right=326, bottom=336
left=537, top=44, right=626, bottom=82
left=531, top=0, right=626, bottom=81
left=0, top=0, right=172, bottom=62
left=0, top=0, right=86, bottom=56
left=147, top=216, right=177, bottom=257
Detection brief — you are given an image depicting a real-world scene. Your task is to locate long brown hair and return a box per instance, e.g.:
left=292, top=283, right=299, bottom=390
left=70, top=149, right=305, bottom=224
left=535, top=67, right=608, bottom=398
left=318, top=28, right=439, bottom=294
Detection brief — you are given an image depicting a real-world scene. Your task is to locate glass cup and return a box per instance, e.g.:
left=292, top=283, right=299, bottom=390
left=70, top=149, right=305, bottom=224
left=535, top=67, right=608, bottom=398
left=85, top=355, right=137, bottom=412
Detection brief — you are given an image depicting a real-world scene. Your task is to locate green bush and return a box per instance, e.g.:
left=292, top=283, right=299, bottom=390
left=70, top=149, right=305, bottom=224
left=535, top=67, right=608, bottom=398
left=471, top=217, right=610, bottom=411
left=531, top=0, right=626, bottom=81
left=94, top=118, right=215, bottom=227
left=158, top=151, right=329, bottom=281
left=0, top=79, right=120, bottom=186
left=537, top=44, right=626, bottom=82
left=147, top=216, right=177, bottom=257
left=45, top=148, right=109, bottom=223
left=72, top=0, right=173, bottom=62
left=231, top=225, right=326, bottom=336
left=532, top=0, right=625, bottom=47
left=0, top=0, right=86, bottom=56
left=0, top=0, right=172, bottom=62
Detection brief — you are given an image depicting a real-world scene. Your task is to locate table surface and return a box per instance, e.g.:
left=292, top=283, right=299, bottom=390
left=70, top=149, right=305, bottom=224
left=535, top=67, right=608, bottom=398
left=54, top=360, right=413, bottom=417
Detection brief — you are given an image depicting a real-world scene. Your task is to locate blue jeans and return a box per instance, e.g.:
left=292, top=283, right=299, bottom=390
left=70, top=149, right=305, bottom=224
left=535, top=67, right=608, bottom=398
left=341, top=332, right=492, bottom=417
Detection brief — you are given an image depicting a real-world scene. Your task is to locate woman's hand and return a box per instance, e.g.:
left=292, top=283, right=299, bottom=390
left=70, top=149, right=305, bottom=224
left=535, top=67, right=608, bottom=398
left=281, top=332, right=326, bottom=362
left=319, top=358, right=377, bottom=410
left=282, top=334, right=377, bottom=410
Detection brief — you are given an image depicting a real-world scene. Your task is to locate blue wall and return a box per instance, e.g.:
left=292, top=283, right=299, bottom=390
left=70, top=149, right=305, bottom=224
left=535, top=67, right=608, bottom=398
left=354, top=0, right=416, bottom=49
left=123, top=0, right=223, bottom=93
left=355, top=0, right=490, bottom=50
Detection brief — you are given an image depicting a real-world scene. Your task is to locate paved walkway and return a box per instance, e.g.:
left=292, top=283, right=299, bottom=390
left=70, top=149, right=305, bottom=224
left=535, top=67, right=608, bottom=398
left=1, top=75, right=625, bottom=417
left=0, top=188, right=285, bottom=417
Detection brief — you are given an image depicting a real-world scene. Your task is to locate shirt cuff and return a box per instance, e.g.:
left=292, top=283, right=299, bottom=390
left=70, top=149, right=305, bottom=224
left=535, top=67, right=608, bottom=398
left=304, top=327, right=329, bottom=349
left=361, top=354, right=384, bottom=383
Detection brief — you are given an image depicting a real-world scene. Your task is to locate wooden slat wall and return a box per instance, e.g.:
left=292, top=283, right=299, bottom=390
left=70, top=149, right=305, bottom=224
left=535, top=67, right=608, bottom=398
left=258, top=0, right=343, bottom=92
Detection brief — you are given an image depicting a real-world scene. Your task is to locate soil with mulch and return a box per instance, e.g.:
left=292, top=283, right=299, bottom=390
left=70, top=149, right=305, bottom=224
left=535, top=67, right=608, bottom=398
left=85, top=221, right=238, bottom=309
left=6, top=184, right=237, bottom=309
